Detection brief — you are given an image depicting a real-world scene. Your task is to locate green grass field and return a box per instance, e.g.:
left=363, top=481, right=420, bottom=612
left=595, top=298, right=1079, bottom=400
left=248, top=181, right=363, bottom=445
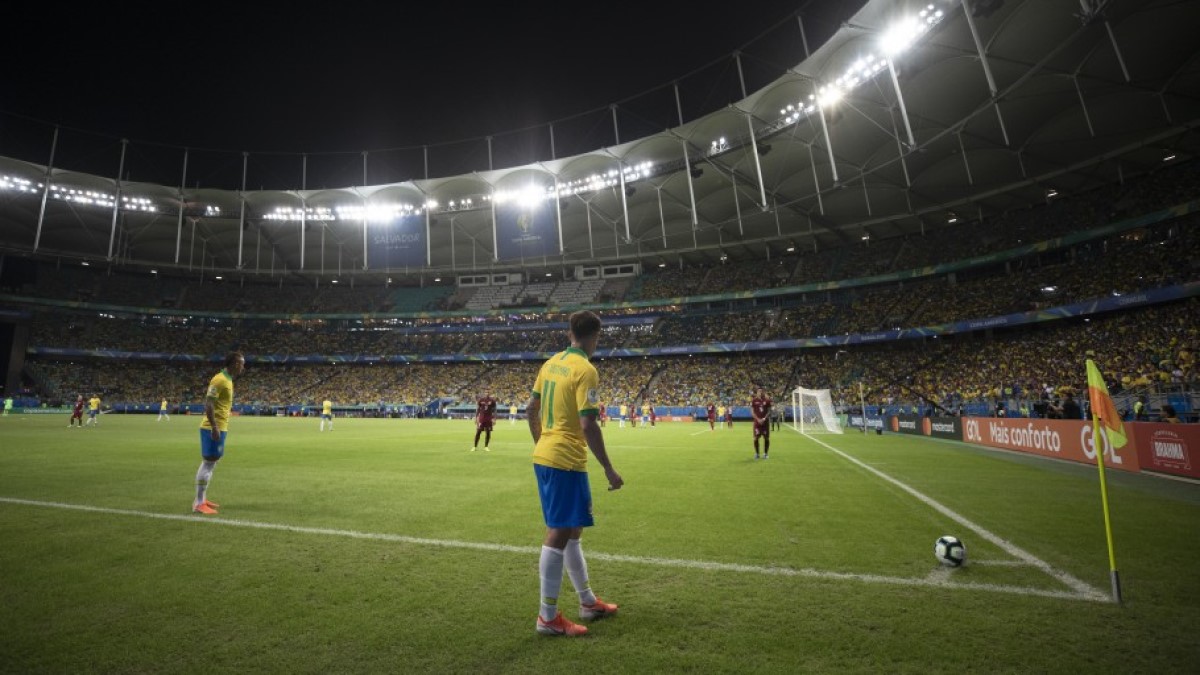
left=2, top=413, right=1199, bottom=673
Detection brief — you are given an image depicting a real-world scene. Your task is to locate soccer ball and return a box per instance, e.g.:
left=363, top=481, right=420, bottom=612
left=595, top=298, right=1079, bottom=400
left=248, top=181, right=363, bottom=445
left=934, top=535, right=967, bottom=567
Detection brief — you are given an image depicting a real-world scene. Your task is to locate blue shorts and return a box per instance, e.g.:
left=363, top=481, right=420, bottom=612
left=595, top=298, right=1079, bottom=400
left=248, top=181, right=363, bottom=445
left=321, top=413, right=331, bottom=420
left=200, top=429, right=228, bottom=461
left=534, top=464, right=594, bottom=529
left=88, top=410, right=97, bottom=418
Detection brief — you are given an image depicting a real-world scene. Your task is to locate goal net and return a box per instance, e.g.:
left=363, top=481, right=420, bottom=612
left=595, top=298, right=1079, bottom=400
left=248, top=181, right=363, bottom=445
left=791, top=386, right=843, bottom=434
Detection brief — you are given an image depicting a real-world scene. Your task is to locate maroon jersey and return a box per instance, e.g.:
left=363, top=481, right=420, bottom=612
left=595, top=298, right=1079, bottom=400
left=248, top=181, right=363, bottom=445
left=752, top=396, right=772, bottom=423
left=73, top=399, right=85, bottom=415
left=599, top=403, right=607, bottom=419
left=707, top=404, right=716, bottom=420
left=476, top=396, right=497, bottom=420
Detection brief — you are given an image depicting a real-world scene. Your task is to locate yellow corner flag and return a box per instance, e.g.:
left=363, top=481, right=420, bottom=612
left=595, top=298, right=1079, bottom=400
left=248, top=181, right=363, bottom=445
left=1086, top=360, right=1127, bottom=450
left=1085, top=358, right=1123, bottom=603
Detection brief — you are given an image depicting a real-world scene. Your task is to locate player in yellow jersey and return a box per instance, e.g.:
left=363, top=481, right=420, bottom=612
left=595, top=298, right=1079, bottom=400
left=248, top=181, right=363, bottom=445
left=618, top=403, right=627, bottom=428
left=716, top=405, right=726, bottom=431
left=157, top=398, right=170, bottom=422
left=320, top=399, right=334, bottom=431
left=85, top=394, right=101, bottom=426
left=526, top=311, right=623, bottom=637
left=510, top=403, right=518, bottom=425
left=193, top=352, right=245, bottom=515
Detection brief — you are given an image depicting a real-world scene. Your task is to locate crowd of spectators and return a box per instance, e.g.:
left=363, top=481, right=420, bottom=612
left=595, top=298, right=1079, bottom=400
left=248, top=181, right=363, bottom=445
left=11, top=160, right=1199, bottom=414
left=30, top=296, right=1194, bottom=413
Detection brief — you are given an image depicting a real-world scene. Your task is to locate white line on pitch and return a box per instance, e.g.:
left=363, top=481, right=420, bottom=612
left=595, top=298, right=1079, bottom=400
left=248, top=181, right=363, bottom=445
left=0, top=496, right=1103, bottom=603
left=795, top=432, right=1109, bottom=602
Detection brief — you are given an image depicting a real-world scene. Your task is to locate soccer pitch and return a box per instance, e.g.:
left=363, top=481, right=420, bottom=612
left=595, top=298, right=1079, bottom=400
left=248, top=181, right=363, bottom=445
left=2, top=415, right=1199, bottom=673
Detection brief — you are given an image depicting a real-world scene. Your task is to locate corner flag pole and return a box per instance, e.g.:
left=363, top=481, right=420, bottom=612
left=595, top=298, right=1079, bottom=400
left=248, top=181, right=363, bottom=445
left=1086, top=359, right=1123, bottom=603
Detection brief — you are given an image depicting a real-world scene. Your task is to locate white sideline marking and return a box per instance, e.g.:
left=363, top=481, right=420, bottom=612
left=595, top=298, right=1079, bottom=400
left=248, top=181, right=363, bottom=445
left=796, top=433, right=1110, bottom=602
left=1, top=496, right=1104, bottom=603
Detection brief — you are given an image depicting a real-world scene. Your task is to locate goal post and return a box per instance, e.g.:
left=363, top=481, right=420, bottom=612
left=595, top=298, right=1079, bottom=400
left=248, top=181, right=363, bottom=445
left=791, top=386, right=843, bottom=434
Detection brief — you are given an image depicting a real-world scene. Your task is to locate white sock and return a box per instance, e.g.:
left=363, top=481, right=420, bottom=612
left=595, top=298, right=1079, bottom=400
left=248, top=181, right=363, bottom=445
left=563, top=538, right=597, bottom=605
left=194, top=460, right=216, bottom=505
left=539, top=545, right=565, bottom=621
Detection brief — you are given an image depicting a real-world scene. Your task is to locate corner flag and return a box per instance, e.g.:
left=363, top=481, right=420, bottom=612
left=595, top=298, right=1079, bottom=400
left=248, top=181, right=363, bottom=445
left=1085, top=358, right=1123, bottom=603
left=1086, top=360, right=1127, bottom=450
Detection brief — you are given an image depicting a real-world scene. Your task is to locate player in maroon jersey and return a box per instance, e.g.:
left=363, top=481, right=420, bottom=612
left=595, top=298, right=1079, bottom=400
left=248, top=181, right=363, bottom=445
left=598, top=402, right=607, bottom=427
left=706, top=403, right=716, bottom=431
left=648, top=404, right=656, bottom=427
left=751, top=388, right=772, bottom=459
left=472, top=390, right=498, bottom=451
left=69, top=394, right=85, bottom=427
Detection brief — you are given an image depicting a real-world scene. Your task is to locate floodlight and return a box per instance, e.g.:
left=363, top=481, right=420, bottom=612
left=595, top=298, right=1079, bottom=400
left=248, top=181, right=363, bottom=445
left=881, top=18, right=922, bottom=56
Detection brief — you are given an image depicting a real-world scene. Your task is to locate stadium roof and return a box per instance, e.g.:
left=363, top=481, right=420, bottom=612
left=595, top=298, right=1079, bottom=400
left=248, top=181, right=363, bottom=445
left=1, top=0, right=1198, bottom=280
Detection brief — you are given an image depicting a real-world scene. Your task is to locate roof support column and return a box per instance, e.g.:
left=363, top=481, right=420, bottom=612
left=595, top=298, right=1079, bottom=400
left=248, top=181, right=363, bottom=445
left=732, top=173, right=743, bottom=236
left=617, top=161, right=631, bottom=243
left=360, top=156, right=369, bottom=270
left=808, top=143, right=824, bottom=216
left=174, top=149, right=188, bottom=263
left=888, top=107, right=912, bottom=188
left=796, top=14, right=810, bottom=59
left=680, top=138, right=698, bottom=228
left=33, top=126, right=59, bottom=252
left=862, top=175, right=872, bottom=216
left=735, top=51, right=747, bottom=99
left=961, top=0, right=1010, bottom=146
left=1104, top=20, right=1131, bottom=82
left=553, top=173, right=564, bottom=254
left=656, top=187, right=667, bottom=248
left=585, top=201, right=594, bottom=259
left=490, top=191, right=498, bottom=262
left=674, top=82, right=685, bottom=126
left=237, top=151, right=248, bottom=269
left=106, top=139, right=128, bottom=261
left=1074, top=76, right=1096, bottom=137
left=611, top=105, right=621, bottom=145
left=745, top=113, right=767, bottom=209
left=817, top=104, right=839, bottom=183
left=886, top=59, right=916, bottom=149
left=958, top=131, right=974, bottom=185
left=425, top=206, right=432, bottom=266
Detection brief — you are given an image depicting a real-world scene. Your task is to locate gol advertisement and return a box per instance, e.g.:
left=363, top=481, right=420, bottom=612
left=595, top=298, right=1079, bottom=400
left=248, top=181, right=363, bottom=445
left=1131, top=423, right=1200, bottom=479
left=961, top=417, right=1140, bottom=473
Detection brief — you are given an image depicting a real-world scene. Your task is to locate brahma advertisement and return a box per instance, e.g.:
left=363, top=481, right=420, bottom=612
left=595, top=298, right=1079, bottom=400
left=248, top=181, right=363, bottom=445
left=961, top=417, right=1141, bottom=473
left=1132, top=423, right=1200, bottom=479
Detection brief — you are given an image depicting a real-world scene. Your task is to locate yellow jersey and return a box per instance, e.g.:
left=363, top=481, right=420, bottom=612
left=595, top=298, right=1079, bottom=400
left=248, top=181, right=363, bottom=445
left=531, top=346, right=599, bottom=472
left=323, top=400, right=332, bottom=415
left=88, top=397, right=100, bottom=411
left=717, top=406, right=725, bottom=418
left=160, top=399, right=168, bottom=411
left=200, top=370, right=235, bottom=432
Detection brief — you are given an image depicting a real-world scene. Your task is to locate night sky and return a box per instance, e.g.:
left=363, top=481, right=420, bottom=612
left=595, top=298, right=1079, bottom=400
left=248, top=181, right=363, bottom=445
left=2, top=1, right=863, bottom=159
